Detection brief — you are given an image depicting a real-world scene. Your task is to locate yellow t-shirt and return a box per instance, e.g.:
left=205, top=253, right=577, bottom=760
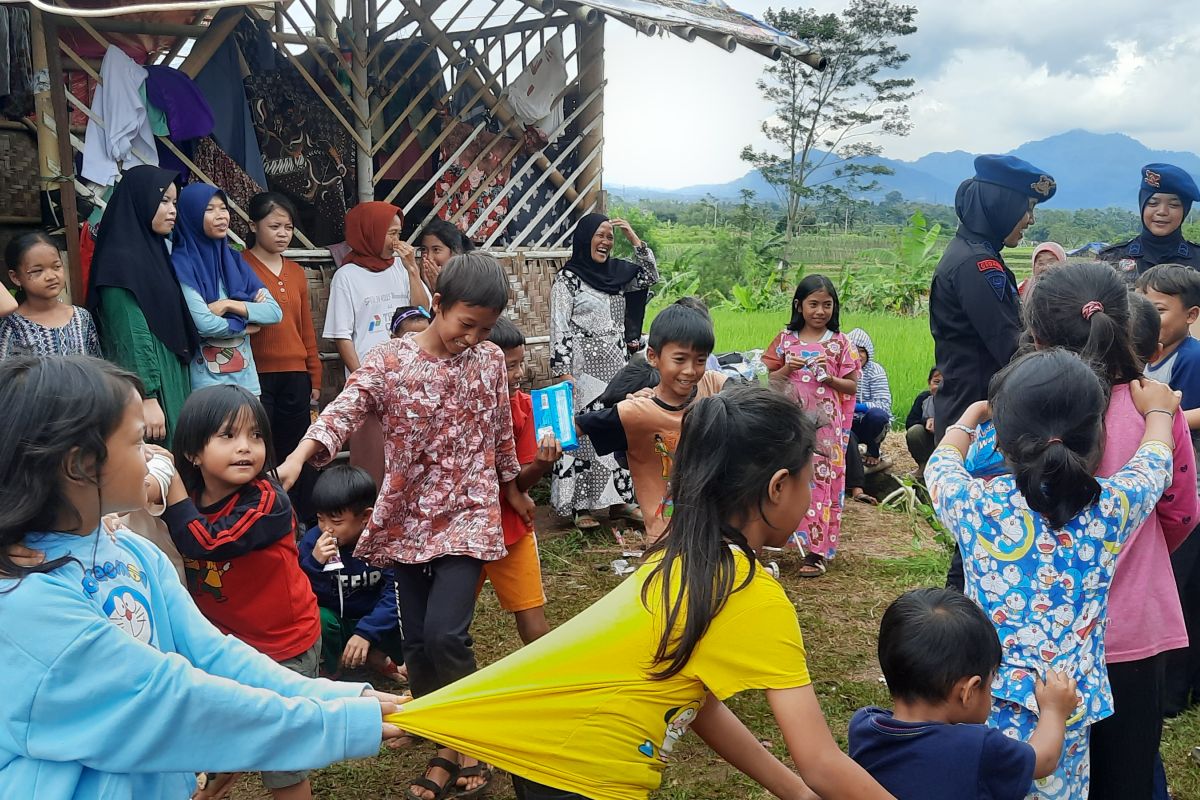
left=387, top=549, right=811, bottom=800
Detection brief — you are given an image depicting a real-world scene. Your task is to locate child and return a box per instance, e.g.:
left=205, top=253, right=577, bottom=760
left=928, top=348, right=1177, bottom=800
left=162, top=385, right=326, bottom=800
left=1, top=232, right=101, bottom=359
left=384, top=385, right=894, bottom=800
left=299, top=465, right=405, bottom=678
left=1129, top=290, right=1165, bottom=367
left=278, top=253, right=528, bottom=800
left=674, top=295, right=722, bottom=371
left=577, top=304, right=727, bottom=543
left=762, top=275, right=860, bottom=577
left=904, top=368, right=941, bottom=473
left=390, top=304, right=432, bottom=337
left=0, top=356, right=400, bottom=798
left=851, top=588, right=1078, bottom=799
left=847, top=327, right=891, bottom=467
left=482, top=317, right=561, bottom=644
left=973, top=262, right=1198, bottom=798
left=1020, top=241, right=1066, bottom=297
left=1137, top=264, right=1200, bottom=724
left=172, top=184, right=282, bottom=395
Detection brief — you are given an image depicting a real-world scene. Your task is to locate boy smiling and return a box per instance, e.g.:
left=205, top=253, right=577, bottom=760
left=576, top=305, right=727, bottom=542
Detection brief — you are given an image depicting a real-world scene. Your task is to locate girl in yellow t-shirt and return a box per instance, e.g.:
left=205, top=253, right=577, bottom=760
left=387, top=385, right=896, bottom=800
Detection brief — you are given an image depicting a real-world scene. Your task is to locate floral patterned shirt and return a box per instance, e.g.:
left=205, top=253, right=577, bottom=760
left=927, top=441, right=1171, bottom=726
left=304, top=335, right=521, bottom=565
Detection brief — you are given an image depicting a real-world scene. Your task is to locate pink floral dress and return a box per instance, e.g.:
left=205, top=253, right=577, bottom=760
left=303, top=335, right=521, bottom=566
left=763, top=329, right=861, bottom=558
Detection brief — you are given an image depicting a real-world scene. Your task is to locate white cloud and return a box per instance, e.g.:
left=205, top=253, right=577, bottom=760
left=602, top=0, right=1200, bottom=189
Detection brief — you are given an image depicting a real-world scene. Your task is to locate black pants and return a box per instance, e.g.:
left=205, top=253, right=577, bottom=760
left=905, top=423, right=935, bottom=474
left=1089, top=653, right=1167, bottom=799
left=512, top=775, right=592, bottom=800
left=846, top=431, right=865, bottom=491
left=393, top=556, right=484, bottom=698
left=1165, top=525, right=1200, bottom=715
left=259, top=371, right=317, bottom=525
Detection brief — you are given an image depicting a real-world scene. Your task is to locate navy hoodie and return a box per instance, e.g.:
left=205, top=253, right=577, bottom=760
left=297, top=526, right=399, bottom=644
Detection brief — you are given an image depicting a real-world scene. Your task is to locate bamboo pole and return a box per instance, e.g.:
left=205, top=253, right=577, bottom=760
left=509, top=144, right=601, bottom=249
left=30, top=9, right=59, bottom=192
left=179, top=7, right=245, bottom=78
left=462, top=85, right=598, bottom=239
left=393, top=0, right=578, bottom=201
left=379, top=20, right=544, bottom=204
left=573, top=16, right=604, bottom=214
left=368, top=0, right=506, bottom=163
left=43, top=13, right=85, bottom=301
left=541, top=172, right=605, bottom=249
left=350, top=0, right=373, bottom=202
left=365, top=0, right=458, bottom=129
left=275, top=5, right=364, bottom=117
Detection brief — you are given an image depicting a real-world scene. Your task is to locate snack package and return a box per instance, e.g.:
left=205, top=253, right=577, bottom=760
left=531, top=381, right=579, bottom=452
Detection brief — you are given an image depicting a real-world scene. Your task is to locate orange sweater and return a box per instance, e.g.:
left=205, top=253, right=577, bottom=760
left=245, top=251, right=323, bottom=389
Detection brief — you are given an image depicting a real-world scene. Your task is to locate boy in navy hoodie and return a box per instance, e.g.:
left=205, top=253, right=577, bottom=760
left=299, top=465, right=404, bottom=677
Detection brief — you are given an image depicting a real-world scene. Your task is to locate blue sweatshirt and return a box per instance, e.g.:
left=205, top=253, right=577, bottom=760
left=0, top=527, right=384, bottom=800
left=298, top=525, right=399, bottom=644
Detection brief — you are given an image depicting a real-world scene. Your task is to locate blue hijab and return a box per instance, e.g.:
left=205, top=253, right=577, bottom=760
left=954, top=178, right=1031, bottom=252
left=172, top=184, right=265, bottom=334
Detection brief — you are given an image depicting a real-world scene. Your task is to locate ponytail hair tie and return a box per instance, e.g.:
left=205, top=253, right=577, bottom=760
left=1081, top=301, right=1104, bottom=320
left=1047, top=437, right=1063, bottom=444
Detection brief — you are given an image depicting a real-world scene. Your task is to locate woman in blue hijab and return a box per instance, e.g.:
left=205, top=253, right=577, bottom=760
left=172, top=184, right=282, bottom=395
left=1100, top=163, right=1200, bottom=281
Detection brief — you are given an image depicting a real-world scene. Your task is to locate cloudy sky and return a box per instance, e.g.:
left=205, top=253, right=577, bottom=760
left=600, top=0, right=1200, bottom=190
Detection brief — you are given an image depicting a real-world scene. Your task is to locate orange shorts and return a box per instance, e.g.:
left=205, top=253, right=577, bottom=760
left=479, top=532, right=546, bottom=613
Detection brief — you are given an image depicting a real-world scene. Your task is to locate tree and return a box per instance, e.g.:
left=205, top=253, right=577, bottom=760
left=741, top=0, right=917, bottom=239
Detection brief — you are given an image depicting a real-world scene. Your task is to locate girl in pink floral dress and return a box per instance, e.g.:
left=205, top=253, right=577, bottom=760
left=763, top=275, right=860, bottom=577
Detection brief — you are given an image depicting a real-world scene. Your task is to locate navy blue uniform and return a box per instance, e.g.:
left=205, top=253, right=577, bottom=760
left=1098, top=236, right=1200, bottom=282
left=930, top=233, right=1021, bottom=440
left=1100, top=163, right=1200, bottom=283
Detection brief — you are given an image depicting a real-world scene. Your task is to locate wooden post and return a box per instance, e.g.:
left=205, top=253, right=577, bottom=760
left=43, top=13, right=84, bottom=302
left=350, top=0, right=373, bottom=202
left=575, top=16, right=604, bottom=214
left=179, top=9, right=245, bottom=79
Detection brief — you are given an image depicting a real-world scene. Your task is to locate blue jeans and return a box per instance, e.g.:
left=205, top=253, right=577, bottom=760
left=852, top=407, right=890, bottom=458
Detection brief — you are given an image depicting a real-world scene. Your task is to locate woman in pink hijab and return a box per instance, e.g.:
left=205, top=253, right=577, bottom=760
left=1019, top=241, right=1066, bottom=297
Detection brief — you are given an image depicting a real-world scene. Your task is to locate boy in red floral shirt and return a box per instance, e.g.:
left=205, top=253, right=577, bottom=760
left=279, top=254, right=532, bottom=799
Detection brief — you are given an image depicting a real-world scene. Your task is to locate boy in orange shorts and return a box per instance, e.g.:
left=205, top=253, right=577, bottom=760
left=484, top=318, right=561, bottom=644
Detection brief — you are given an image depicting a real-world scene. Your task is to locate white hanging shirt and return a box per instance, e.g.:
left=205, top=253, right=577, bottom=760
left=82, top=46, right=159, bottom=185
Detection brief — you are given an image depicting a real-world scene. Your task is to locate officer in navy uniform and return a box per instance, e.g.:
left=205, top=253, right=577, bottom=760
left=930, top=154, right=1056, bottom=591
left=1099, top=163, right=1200, bottom=280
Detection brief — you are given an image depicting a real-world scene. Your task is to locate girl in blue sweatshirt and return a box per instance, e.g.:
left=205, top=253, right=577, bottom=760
left=0, top=355, right=403, bottom=800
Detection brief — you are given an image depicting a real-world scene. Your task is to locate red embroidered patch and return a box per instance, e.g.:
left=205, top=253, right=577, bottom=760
left=977, top=259, right=1004, bottom=273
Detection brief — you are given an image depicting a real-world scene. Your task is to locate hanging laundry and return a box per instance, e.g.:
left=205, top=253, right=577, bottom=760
left=194, top=17, right=268, bottom=189
left=502, top=32, right=567, bottom=140
left=191, top=136, right=265, bottom=244
left=145, top=65, right=214, bottom=141
left=434, top=120, right=513, bottom=243
left=0, top=6, right=33, bottom=119
left=82, top=46, right=159, bottom=185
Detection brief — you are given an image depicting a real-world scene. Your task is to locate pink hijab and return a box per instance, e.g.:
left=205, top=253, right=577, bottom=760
left=1031, top=241, right=1066, bottom=269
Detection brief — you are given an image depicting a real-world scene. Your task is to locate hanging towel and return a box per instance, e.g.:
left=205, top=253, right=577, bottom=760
left=194, top=25, right=269, bottom=188
left=502, top=32, right=567, bottom=136
left=81, top=46, right=159, bottom=185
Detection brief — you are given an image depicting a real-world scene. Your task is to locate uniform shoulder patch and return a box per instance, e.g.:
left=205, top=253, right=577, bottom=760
left=977, top=259, right=1004, bottom=273
left=1118, top=258, right=1138, bottom=273
left=983, top=271, right=1008, bottom=301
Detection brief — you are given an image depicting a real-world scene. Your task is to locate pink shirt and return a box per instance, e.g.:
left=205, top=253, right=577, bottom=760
left=305, top=335, right=520, bottom=566
left=1099, top=384, right=1198, bottom=662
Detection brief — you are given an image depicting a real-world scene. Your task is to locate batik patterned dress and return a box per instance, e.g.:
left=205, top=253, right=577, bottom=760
left=549, top=244, right=658, bottom=517
left=763, top=328, right=860, bottom=558
left=927, top=441, right=1170, bottom=800
left=0, top=307, right=102, bottom=359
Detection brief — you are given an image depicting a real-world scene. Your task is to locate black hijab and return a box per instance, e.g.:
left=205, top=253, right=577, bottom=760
left=88, top=166, right=198, bottom=360
left=954, top=178, right=1032, bottom=253
left=561, top=213, right=640, bottom=294
left=1137, top=186, right=1193, bottom=266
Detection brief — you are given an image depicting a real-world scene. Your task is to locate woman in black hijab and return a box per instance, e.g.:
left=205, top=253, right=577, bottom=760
left=88, top=165, right=198, bottom=445
left=549, top=213, right=658, bottom=530
left=1099, top=163, right=1200, bottom=281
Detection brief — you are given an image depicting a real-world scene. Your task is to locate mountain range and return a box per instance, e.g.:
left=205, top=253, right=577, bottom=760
left=609, top=130, right=1200, bottom=211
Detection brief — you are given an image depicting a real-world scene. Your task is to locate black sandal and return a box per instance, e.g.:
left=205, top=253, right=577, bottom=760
left=797, top=552, right=827, bottom=578
left=454, top=761, right=495, bottom=799
left=406, top=757, right=460, bottom=800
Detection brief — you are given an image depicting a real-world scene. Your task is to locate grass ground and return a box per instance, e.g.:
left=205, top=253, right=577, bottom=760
left=228, top=435, right=1200, bottom=799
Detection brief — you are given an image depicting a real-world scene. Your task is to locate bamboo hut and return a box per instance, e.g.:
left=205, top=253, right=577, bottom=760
left=0, top=0, right=822, bottom=391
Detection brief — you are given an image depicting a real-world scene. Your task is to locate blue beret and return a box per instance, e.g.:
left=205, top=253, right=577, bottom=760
left=1140, top=163, right=1200, bottom=205
left=972, top=154, right=1056, bottom=203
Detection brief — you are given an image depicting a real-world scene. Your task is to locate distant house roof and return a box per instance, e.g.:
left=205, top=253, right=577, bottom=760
left=575, top=0, right=825, bottom=67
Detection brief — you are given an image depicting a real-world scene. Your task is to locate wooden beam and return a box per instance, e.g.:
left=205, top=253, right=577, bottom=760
left=44, top=13, right=85, bottom=302
left=351, top=0, right=373, bottom=202
left=30, top=9, right=57, bottom=188
left=574, top=17, right=604, bottom=213
left=179, top=7, right=245, bottom=78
